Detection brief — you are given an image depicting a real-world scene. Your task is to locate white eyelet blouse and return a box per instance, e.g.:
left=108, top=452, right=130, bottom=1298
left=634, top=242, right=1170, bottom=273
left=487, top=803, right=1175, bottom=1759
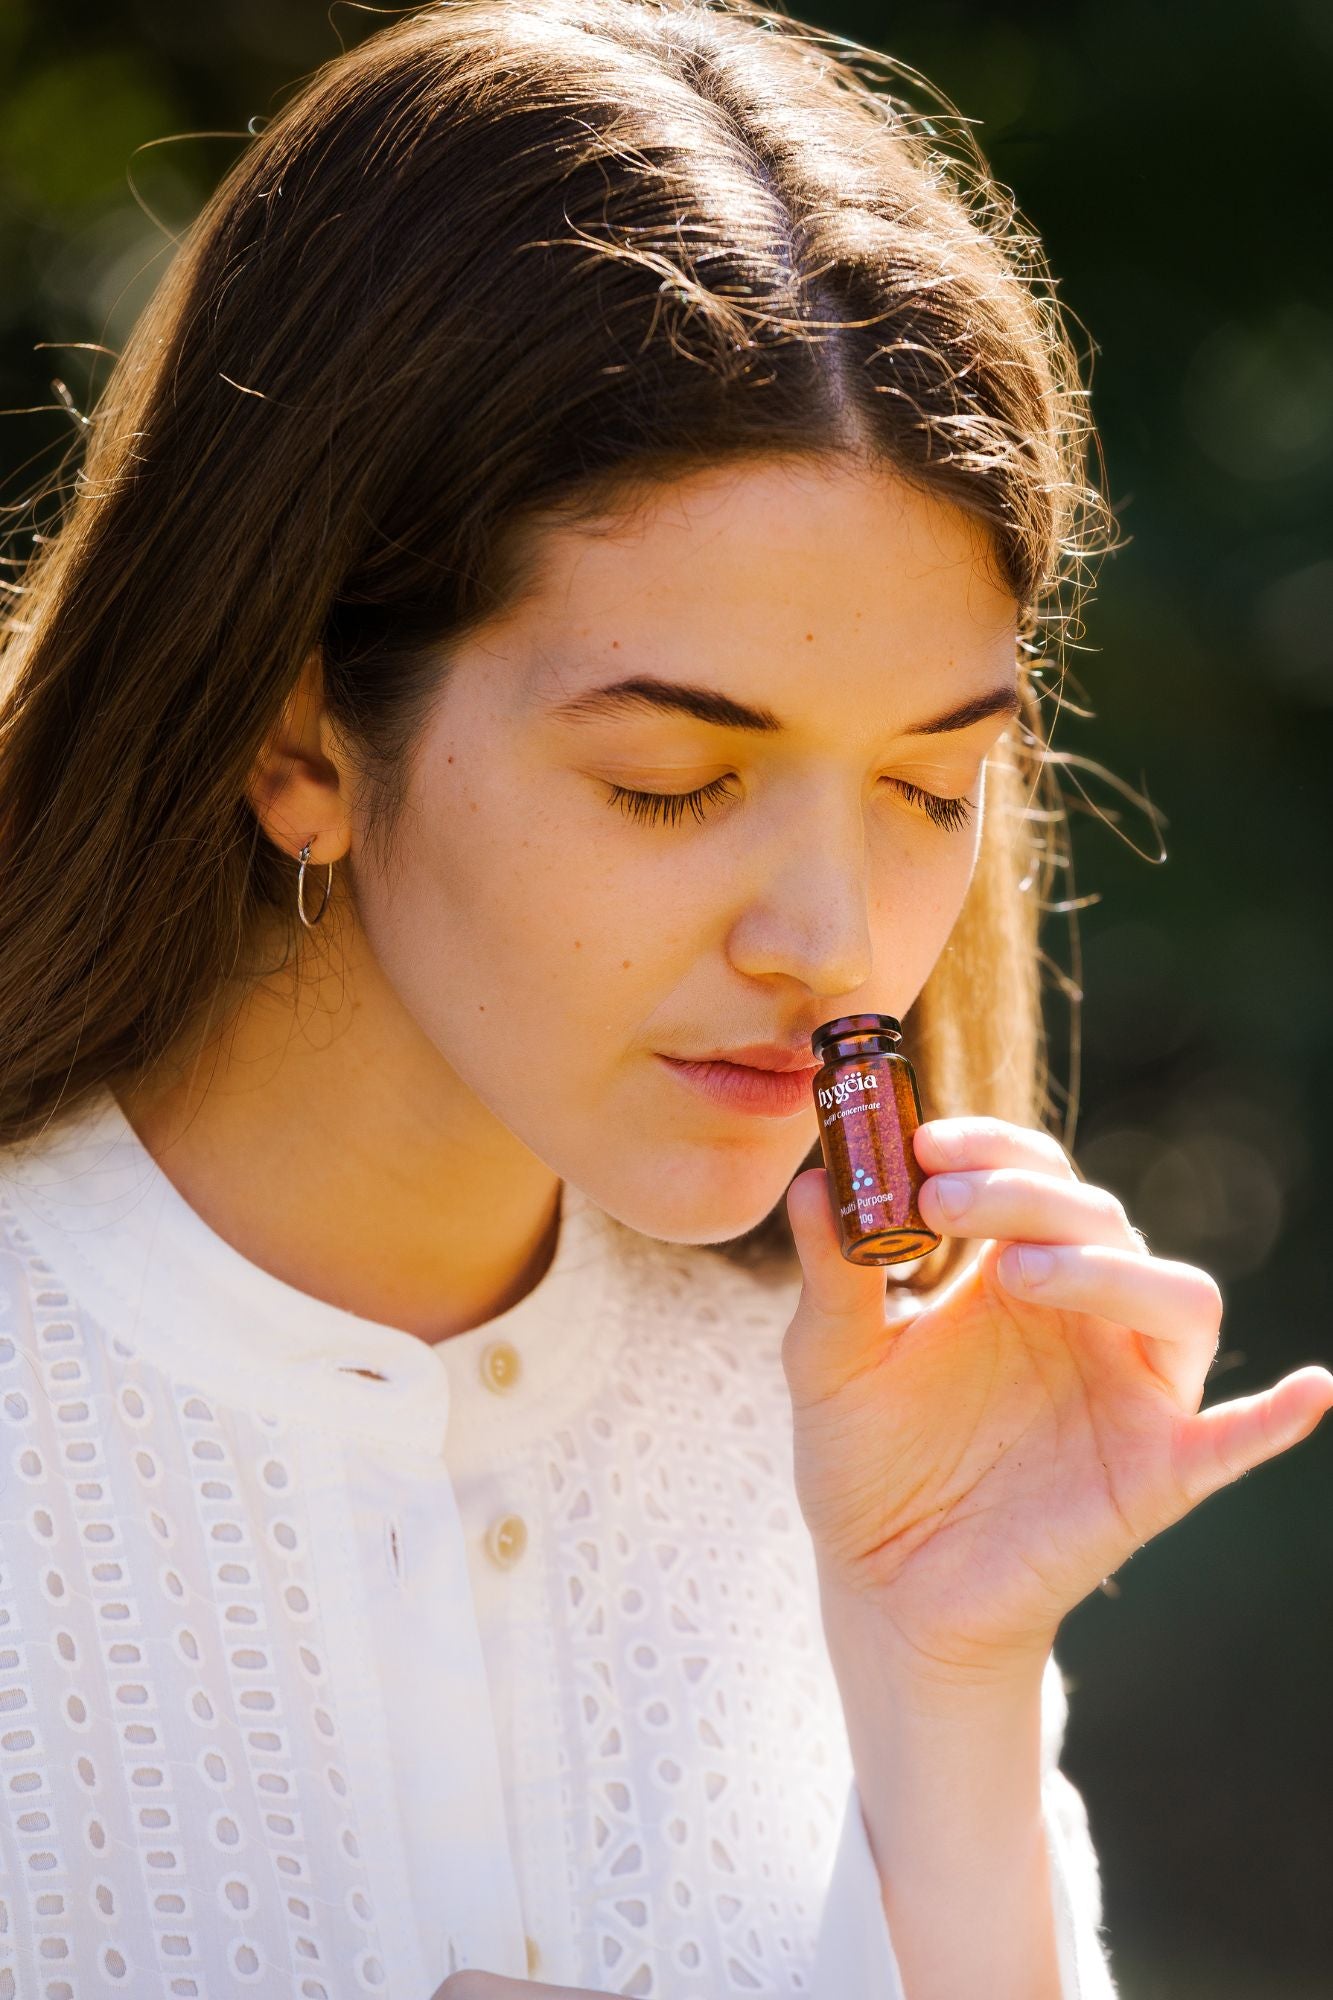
left=0, top=1086, right=1117, bottom=1998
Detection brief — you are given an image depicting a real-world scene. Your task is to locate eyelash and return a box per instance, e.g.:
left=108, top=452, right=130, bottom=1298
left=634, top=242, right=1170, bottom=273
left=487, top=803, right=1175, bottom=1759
left=603, top=776, right=976, bottom=832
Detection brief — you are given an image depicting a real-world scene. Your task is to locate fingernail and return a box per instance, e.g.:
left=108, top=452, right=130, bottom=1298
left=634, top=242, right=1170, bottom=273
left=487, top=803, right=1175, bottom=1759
left=1016, top=1245, right=1055, bottom=1286
left=933, top=1174, right=972, bottom=1218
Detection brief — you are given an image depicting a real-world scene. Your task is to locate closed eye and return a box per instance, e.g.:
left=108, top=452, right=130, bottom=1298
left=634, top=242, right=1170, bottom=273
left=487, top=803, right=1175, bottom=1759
left=602, top=776, right=975, bottom=832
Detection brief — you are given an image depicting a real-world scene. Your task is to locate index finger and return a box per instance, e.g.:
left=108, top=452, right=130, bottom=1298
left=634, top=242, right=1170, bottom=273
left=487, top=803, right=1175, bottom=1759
left=914, top=1115, right=1079, bottom=1181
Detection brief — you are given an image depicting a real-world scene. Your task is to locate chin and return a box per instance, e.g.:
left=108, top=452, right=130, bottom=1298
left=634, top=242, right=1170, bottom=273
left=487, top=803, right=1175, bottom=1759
left=603, top=1170, right=793, bottom=1250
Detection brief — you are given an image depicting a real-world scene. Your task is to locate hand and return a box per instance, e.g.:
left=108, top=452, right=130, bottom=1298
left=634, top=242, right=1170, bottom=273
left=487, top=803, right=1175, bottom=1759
left=782, top=1114, right=1333, bottom=1684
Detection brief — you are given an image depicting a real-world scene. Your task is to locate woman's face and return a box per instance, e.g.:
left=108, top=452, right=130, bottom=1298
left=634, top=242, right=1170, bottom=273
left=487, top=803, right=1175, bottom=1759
left=346, top=455, right=1020, bottom=1244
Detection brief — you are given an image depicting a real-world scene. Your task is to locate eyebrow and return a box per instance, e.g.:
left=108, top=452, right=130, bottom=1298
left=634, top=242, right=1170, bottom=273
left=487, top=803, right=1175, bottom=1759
left=544, top=674, right=1022, bottom=736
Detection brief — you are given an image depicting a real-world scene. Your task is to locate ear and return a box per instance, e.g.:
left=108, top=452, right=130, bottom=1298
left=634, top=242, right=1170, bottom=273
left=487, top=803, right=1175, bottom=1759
left=245, top=648, right=353, bottom=865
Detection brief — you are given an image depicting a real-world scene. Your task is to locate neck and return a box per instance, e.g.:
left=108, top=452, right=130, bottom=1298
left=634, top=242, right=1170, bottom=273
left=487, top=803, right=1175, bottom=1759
left=117, top=918, right=564, bottom=1344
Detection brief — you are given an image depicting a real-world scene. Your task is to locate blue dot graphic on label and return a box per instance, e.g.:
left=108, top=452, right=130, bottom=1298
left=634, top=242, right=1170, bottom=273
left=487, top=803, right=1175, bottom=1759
left=851, top=1165, right=874, bottom=1191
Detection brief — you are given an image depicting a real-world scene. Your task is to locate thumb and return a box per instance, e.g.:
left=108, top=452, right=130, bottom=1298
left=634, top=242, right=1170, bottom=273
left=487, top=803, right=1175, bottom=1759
left=1172, top=1365, right=1333, bottom=1513
left=782, top=1166, right=894, bottom=1402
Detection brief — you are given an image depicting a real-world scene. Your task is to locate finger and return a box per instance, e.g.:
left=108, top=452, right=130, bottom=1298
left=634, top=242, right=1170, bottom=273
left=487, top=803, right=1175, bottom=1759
left=992, top=1241, right=1224, bottom=1406
left=914, top=1116, right=1079, bottom=1182
left=1172, top=1366, right=1333, bottom=1513
left=918, top=1165, right=1146, bottom=1256
left=785, top=1166, right=888, bottom=1316
left=783, top=1166, right=894, bottom=1399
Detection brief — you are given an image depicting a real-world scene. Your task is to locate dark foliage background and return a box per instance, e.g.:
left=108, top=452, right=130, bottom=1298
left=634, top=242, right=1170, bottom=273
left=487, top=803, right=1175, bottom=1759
left=2, top=4, right=1330, bottom=1992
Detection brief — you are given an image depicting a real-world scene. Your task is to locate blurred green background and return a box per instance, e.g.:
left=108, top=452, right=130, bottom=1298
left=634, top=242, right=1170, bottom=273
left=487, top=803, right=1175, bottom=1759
left=2, top=2, right=1330, bottom=1992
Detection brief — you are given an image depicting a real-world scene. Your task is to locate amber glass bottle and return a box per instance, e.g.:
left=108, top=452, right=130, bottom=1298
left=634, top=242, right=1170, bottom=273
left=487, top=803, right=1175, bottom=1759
left=809, top=1013, right=941, bottom=1266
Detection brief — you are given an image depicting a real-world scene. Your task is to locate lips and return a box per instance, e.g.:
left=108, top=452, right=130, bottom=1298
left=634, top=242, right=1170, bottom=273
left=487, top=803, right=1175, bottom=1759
left=655, top=1053, right=817, bottom=1117
left=674, top=1042, right=818, bottom=1073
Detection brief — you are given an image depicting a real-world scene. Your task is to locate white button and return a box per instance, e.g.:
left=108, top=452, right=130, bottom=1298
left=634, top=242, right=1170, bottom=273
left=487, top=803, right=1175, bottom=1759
left=481, top=1340, right=522, bottom=1393
left=484, top=1513, right=528, bottom=1569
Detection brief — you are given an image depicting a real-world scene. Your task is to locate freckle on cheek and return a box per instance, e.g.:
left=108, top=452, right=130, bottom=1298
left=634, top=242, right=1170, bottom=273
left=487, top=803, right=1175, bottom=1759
left=621, top=960, right=632, bottom=970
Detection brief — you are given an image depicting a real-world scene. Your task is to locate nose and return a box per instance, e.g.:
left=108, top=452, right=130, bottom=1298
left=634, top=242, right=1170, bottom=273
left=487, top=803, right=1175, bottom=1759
left=724, top=785, right=878, bottom=998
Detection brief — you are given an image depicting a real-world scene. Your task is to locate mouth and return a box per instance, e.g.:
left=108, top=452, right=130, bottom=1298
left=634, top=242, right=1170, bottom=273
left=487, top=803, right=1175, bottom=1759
left=671, top=1041, right=819, bottom=1073
left=655, top=1053, right=818, bottom=1119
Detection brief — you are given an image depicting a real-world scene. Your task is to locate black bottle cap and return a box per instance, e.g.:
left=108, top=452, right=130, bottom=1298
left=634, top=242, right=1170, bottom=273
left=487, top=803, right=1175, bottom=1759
left=810, top=1013, right=903, bottom=1061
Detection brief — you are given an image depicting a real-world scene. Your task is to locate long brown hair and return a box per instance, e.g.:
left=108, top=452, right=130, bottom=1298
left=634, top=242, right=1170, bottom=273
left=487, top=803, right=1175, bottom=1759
left=0, top=0, right=1121, bottom=1291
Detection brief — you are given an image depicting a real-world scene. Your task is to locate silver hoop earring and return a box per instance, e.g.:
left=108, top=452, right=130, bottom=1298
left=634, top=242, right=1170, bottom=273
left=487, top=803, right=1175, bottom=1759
left=296, top=839, right=334, bottom=929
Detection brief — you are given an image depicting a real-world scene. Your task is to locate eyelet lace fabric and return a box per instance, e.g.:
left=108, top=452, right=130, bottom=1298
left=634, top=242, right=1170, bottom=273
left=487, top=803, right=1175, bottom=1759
left=0, top=1087, right=1115, bottom=1997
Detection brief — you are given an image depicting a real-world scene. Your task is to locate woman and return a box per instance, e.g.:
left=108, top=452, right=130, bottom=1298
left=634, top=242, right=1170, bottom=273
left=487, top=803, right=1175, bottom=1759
left=1, top=3, right=1327, bottom=1996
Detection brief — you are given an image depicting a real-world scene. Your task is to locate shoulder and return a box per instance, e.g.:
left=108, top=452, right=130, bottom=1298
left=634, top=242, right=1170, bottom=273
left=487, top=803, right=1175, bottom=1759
left=0, top=1191, right=52, bottom=1361
left=0, top=1151, right=115, bottom=1459
left=0, top=1114, right=93, bottom=1326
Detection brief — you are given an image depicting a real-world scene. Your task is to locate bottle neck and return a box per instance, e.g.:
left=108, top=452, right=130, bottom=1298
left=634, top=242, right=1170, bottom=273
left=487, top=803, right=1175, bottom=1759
left=817, top=1032, right=901, bottom=1064
left=810, top=1011, right=903, bottom=1066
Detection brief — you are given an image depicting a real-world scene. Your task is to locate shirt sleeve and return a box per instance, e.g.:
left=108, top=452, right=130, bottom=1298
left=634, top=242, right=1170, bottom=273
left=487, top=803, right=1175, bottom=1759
left=810, top=1650, right=1118, bottom=1999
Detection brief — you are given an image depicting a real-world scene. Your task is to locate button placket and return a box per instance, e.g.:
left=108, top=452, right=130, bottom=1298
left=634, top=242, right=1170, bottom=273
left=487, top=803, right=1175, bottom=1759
left=480, top=1340, right=522, bottom=1393
left=476, top=1342, right=527, bottom=1568
left=483, top=1513, right=528, bottom=1569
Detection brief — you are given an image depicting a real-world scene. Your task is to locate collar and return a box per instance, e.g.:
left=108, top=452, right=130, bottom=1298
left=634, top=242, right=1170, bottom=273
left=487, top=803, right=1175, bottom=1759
left=0, top=1084, right=626, bottom=1459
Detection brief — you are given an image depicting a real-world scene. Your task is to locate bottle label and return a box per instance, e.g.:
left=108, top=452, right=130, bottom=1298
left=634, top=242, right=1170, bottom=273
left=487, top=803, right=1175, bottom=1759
left=816, top=1067, right=880, bottom=1113
left=813, top=1049, right=935, bottom=1260
left=841, top=1188, right=896, bottom=1221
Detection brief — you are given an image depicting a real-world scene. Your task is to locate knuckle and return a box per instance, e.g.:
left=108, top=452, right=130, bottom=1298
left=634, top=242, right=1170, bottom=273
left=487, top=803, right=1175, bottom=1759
left=956, top=1115, right=1009, bottom=1150
left=1158, top=1260, right=1225, bottom=1331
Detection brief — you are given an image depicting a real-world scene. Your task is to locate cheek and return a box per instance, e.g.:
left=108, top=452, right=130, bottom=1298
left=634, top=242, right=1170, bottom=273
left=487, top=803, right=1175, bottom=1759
left=938, top=821, right=985, bottom=907
left=871, top=808, right=980, bottom=899
left=354, top=748, right=664, bottom=1041
left=917, top=830, right=984, bottom=942
left=862, top=821, right=983, bottom=997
